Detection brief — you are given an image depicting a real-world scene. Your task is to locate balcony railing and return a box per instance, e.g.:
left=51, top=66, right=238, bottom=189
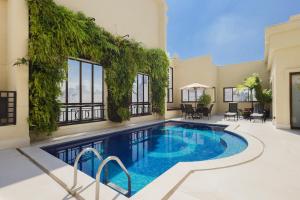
left=130, top=102, right=151, bottom=117
left=0, top=91, right=17, bottom=126
left=58, top=103, right=105, bottom=125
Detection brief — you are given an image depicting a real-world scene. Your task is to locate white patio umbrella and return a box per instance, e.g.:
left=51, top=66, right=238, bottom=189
left=180, top=83, right=210, bottom=107
left=180, top=83, right=210, bottom=90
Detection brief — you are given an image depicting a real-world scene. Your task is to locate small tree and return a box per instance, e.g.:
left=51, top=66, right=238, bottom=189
left=237, top=73, right=262, bottom=109
left=198, top=94, right=212, bottom=107
left=260, top=89, right=272, bottom=108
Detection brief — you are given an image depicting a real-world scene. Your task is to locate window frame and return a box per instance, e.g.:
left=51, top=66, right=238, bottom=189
left=58, top=58, right=105, bottom=125
left=0, top=91, right=17, bottom=126
left=181, top=88, right=204, bottom=103
left=167, top=67, right=174, bottom=103
left=210, top=87, right=217, bottom=103
left=223, top=87, right=257, bottom=102
left=131, top=73, right=151, bottom=117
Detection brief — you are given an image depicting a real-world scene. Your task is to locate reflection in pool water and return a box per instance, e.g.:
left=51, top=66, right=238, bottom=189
left=43, top=122, right=247, bottom=196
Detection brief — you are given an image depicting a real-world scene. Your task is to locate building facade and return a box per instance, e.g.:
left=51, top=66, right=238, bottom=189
left=0, top=0, right=168, bottom=149
left=265, top=14, right=300, bottom=129
left=0, top=0, right=299, bottom=150
left=167, top=14, right=300, bottom=130
left=167, top=57, right=270, bottom=115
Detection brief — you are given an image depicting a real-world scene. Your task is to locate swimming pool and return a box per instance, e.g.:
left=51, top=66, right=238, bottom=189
left=43, top=121, right=247, bottom=196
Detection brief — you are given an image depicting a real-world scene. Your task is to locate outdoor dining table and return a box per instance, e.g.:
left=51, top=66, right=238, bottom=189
left=193, top=106, right=205, bottom=119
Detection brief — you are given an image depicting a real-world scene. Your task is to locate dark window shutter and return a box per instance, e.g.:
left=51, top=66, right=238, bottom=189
left=0, top=97, right=8, bottom=118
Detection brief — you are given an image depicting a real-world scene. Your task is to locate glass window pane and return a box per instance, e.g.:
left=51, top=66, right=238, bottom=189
left=168, top=67, right=173, bottom=103
left=240, top=88, right=249, bottom=102
left=82, top=62, right=92, bottom=103
left=138, top=74, right=144, bottom=103
left=196, top=88, right=204, bottom=100
left=94, top=65, right=103, bottom=103
left=68, top=59, right=80, bottom=103
left=93, top=105, right=103, bottom=119
left=144, top=75, right=149, bottom=102
left=182, top=89, right=188, bottom=101
left=144, top=105, right=149, bottom=114
left=169, top=89, right=173, bottom=102
left=132, top=76, right=137, bottom=103
left=58, top=80, right=66, bottom=103
left=250, top=89, right=257, bottom=101
left=131, top=73, right=150, bottom=115
left=168, top=67, right=173, bottom=88
left=224, top=88, right=233, bottom=102
left=233, top=88, right=240, bottom=102
left=232, top=88, right=250, bottom=102
left=189, top=89, right=196, bottom=101
left=291, top=73, right=300, bottom=127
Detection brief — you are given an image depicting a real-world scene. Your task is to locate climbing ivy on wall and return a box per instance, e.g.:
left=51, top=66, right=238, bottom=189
left=27, top=0, right=169, bottom=134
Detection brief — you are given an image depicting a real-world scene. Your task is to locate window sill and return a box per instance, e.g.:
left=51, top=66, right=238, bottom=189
left=58, top=119, right=106, bottom=126
left=131, top=113, right=152, bottom=118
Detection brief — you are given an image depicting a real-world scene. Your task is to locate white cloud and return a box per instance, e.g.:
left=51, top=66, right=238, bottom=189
left=205, top=14, right=257, bottom=47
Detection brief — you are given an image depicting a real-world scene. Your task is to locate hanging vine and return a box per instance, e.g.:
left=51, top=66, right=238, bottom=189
left=26, top=0, right=169, bottom=134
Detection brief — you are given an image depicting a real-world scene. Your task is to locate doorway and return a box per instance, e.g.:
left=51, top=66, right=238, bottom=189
left=290, top=72, right=300, bottom=129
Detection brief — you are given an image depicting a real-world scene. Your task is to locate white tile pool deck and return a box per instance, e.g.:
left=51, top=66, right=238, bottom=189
left=169, top=117, right=300, bottom=200
left=0, top=116, right=300, bottom=200
left=0, top=149, right=75, bottom=200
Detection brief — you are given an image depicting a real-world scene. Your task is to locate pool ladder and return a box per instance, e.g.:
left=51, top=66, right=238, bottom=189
left=72, top=147, right=131, bottom=200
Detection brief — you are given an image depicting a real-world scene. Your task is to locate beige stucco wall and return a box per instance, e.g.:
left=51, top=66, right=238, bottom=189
left=51, top=70, right=163, bottom=138
left=49, top=0, right=168, bottom=138
left=54, top=0, right=167, bottom=49
left=0, top=0, right=30, bottom=150
left=51, top=115, right=161, bottom=138
left=217, top=61, right=270, bottom=113
left=170, top=56, right=270, bottom=115
left=0, top=0, right=298, bottom=150
left=0, top=0, right=168, bottom=146
left=169, top=56, right=218, bottom=114
left=265, top=14, right=300, bottom=129
left=0, top=0, right=7, bottom=90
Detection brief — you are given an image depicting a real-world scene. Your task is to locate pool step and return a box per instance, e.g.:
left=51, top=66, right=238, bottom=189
left=95, top=156, right=131, bottom=200
left=72, top=148, right=132, bottom=200
left=107, top=182, right=130, bottom=197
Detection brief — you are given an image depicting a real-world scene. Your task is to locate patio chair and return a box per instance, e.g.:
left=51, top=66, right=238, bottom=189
left=250, top=103, right=265, bottom=123
left=242, top=108, right=252, bottom=119
left=224, top=102, right=238, bottom=121
left=203, top=104, right=214, bottom=120
left=184, top=104, right=194, bottom=119
left=180, top=104, right=186, bottom=118
left=195, top=103, right=204, bottom=119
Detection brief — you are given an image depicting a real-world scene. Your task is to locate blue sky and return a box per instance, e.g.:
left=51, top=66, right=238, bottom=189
left=166, top=0, right=300, bottom=65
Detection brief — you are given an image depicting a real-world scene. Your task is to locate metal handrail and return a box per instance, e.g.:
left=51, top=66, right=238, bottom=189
left=95, top=156, right=131, bottom=200
left=72, top=148, right=103, bottom=188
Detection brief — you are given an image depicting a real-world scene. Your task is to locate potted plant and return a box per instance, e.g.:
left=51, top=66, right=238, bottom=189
left=238, top=73, right=272, bottom=119
left=260, top=89, right=272, bottom=118
left=198, top=94, right=212, bottom=107
left=237, top=73, right=262, bottom=109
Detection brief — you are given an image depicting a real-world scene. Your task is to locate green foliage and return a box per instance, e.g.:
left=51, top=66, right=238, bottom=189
left=147, top=49, right=169, bottom=114
left=237, top=73, right=272, bottom=109
left=240, top=73, right=261, bottom=90
left=198, top=94, right=212, bottom=107
left=27, top=0, right=169, bottom=133
left=13, top=57, right=29, bottom=66
left=237, top=73, right=262, bottom=101
left=261, top=89, right=272, bottom=104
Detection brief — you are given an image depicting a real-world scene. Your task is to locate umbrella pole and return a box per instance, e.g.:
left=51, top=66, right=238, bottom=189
left=194, top=87, right=197, bottom=108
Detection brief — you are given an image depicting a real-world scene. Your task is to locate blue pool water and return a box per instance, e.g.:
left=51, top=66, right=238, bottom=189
left=43, top=122, right=247, bottom=196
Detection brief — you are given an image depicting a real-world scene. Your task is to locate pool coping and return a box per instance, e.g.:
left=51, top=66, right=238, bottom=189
left=19, top=119, right=264, bottom=200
